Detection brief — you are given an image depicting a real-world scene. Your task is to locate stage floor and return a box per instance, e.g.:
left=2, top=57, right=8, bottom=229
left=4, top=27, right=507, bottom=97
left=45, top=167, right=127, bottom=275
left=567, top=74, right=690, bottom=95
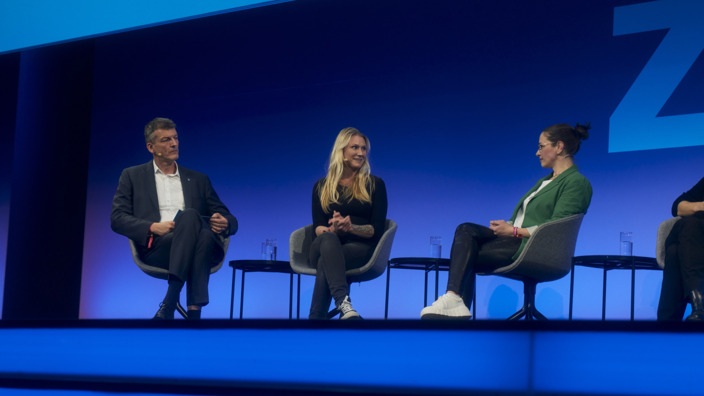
left=0, top=320, right=701, bottom=396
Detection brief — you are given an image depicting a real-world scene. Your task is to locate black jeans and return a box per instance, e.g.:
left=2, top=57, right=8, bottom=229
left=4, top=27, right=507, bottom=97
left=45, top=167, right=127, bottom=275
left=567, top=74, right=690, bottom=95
left=142, top=208, right=221, bottom=307
left=308, top=232, right=373, bottom=319
left=658, top=213, right=704, bottom=321
left=446, top=222, right=522, bottom=310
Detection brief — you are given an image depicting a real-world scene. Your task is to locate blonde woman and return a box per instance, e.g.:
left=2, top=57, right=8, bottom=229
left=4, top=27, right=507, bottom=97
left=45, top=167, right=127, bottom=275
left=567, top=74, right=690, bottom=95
left=308, top=127, right=388, bottom=319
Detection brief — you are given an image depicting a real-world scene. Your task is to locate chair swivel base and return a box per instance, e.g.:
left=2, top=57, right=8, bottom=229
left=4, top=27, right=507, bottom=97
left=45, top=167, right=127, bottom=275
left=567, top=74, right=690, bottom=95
left=507, top=280, right=548, bottom=321
left=507, top=302, right=548, bottom=321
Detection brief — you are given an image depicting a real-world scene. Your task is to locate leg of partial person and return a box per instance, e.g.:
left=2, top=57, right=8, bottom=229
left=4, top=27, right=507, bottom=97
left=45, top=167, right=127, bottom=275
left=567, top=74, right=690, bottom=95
left=677, top=214, right=704, bottom=321
left=657, top=241, right=687, bottom=321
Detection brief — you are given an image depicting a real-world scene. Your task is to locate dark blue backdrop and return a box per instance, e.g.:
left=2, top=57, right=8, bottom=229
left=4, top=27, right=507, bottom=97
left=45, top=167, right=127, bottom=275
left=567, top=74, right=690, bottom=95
left=3, top=0, right=704, bottom=319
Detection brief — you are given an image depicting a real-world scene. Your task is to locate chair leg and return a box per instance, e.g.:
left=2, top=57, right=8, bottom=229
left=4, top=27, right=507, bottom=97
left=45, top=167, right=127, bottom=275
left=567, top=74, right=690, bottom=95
left=507, top=306, right=527, bottom=320
left=507, top=280, right=548, bottom=321
left=531, top=307, right=548, bottom=321
left=176, top=301, right=187, bottom=319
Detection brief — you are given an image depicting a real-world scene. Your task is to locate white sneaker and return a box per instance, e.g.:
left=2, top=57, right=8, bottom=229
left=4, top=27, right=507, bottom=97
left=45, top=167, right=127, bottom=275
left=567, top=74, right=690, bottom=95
left=338, top=296, right=362, bottom=320
left=420, top=293, right=472, bottom=320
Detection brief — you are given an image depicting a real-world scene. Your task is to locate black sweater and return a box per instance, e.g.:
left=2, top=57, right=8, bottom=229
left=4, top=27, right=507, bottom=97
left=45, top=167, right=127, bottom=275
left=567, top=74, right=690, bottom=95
left=311, top=175, right=388, bottom=245
left=672, top=176, right=704, bottom=216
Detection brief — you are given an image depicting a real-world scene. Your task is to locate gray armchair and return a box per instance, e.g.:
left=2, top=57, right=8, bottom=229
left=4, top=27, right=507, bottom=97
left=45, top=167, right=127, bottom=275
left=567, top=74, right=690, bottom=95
left=656, top=217, right=681, bottom=269
left=129, top=237, right=229, bottom=318
left=289, top=219, right=397, bottom=313
left=477, top=213, right=585, bottom=320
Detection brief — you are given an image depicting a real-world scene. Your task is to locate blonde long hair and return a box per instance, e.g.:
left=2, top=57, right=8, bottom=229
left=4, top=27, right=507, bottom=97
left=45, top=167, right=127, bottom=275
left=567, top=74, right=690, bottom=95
left=319, top=127, right=373, bottom=213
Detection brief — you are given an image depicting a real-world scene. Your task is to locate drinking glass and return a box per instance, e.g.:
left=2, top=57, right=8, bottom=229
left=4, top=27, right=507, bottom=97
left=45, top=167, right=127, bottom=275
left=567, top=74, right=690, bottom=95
left=430, top=236, right=442, bottom=259
left=620, top=232, right=633, bottom=256
left=262, top=238, right=277, bottom=261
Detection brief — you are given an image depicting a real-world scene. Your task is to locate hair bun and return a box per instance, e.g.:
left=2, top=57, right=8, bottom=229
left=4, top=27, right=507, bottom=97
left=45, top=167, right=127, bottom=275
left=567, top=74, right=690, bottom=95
left=574, top=122, right=590, bottom=141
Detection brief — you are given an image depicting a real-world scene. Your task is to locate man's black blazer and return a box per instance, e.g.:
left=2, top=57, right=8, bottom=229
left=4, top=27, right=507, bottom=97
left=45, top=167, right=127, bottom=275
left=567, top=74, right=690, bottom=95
left=111, top=161, right=237, bottom=252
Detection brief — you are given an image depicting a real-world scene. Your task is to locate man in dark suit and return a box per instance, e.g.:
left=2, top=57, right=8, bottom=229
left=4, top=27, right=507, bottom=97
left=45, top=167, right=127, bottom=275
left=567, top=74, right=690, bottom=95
left=111, top=117, right=238, bottom=319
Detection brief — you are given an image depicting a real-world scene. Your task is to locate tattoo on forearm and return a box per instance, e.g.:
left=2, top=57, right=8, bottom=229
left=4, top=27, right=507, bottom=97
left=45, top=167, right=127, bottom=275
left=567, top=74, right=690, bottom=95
left=351, top=224, right=374, bottom=237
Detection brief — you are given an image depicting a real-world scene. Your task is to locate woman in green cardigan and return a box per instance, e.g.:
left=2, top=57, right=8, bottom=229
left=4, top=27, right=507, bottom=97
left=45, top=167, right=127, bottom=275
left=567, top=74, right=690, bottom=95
left=421, top=123, right=593, bottom=319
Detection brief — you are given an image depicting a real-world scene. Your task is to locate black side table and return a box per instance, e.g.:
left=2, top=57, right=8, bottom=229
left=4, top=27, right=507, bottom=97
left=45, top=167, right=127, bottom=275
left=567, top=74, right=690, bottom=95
left=569, top=255, right=661, bottom=321
left=229, top=260, right=300, bottom=319
left=385, top=257, right=452, bottom=319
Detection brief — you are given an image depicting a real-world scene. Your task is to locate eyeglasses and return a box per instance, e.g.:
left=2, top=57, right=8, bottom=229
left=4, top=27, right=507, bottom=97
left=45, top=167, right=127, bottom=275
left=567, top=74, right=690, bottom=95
left=538, top=143, right=553, bottom=152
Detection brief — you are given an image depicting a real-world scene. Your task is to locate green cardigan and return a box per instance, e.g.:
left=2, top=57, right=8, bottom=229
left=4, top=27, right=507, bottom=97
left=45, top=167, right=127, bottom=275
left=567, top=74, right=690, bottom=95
left=508, top=165, right=592, bottom=260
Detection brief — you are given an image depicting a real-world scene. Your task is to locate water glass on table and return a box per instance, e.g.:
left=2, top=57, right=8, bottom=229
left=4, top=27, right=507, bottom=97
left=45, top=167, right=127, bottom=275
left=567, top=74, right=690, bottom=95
left=619, top=232, right=633, bottom=256
left=262, top=238, right=277, bottom=261
left=430, top=236, right=442, bottom=259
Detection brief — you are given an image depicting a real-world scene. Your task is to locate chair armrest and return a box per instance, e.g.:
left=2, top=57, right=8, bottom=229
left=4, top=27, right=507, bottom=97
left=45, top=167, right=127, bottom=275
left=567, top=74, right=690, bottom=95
left=482, top=213, right=584, bottom=282
left=656, top=217, right=680, bottom=269
left=289, top=225, right=316, bottom=275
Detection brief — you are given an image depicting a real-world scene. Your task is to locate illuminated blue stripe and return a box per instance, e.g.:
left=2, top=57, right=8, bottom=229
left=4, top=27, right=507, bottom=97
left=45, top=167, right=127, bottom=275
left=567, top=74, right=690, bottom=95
left=534, top=331, right=704, bottom=395
left=0, top=0, right=288, bottom=54
left=0, top=328, right=529, bottom=393
left=1, top=326, right=702, bottom=394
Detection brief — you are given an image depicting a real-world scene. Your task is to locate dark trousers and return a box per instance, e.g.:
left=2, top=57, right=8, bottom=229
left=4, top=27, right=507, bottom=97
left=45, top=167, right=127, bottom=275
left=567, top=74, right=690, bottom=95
left=657, top=213, right=704, bottom=321
left=308, top=232, right=373, bottom=319
left=142, top=208, right=221, bottom=307
left=446, top=223, right=522, bottom=310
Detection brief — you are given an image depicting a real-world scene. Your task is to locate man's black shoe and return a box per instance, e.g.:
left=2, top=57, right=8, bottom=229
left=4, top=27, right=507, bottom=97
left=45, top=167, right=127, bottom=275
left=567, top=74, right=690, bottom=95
left=153, top=302, right=175, bottom=320
left=686, top=290, right=704, bottom=321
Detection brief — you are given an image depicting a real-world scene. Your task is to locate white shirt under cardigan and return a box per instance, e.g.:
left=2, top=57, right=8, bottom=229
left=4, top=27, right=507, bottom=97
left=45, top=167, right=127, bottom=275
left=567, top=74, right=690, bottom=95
left=153, top=161, right=185, bottom=222
left=509, top=179, right=552, bottom=236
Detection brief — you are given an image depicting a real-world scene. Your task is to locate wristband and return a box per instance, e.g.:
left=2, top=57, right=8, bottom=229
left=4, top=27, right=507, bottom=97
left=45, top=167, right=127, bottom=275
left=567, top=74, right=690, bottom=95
left=148, top=223, right=154, bottom=248
left=513, top=227, right=522, bottom=238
